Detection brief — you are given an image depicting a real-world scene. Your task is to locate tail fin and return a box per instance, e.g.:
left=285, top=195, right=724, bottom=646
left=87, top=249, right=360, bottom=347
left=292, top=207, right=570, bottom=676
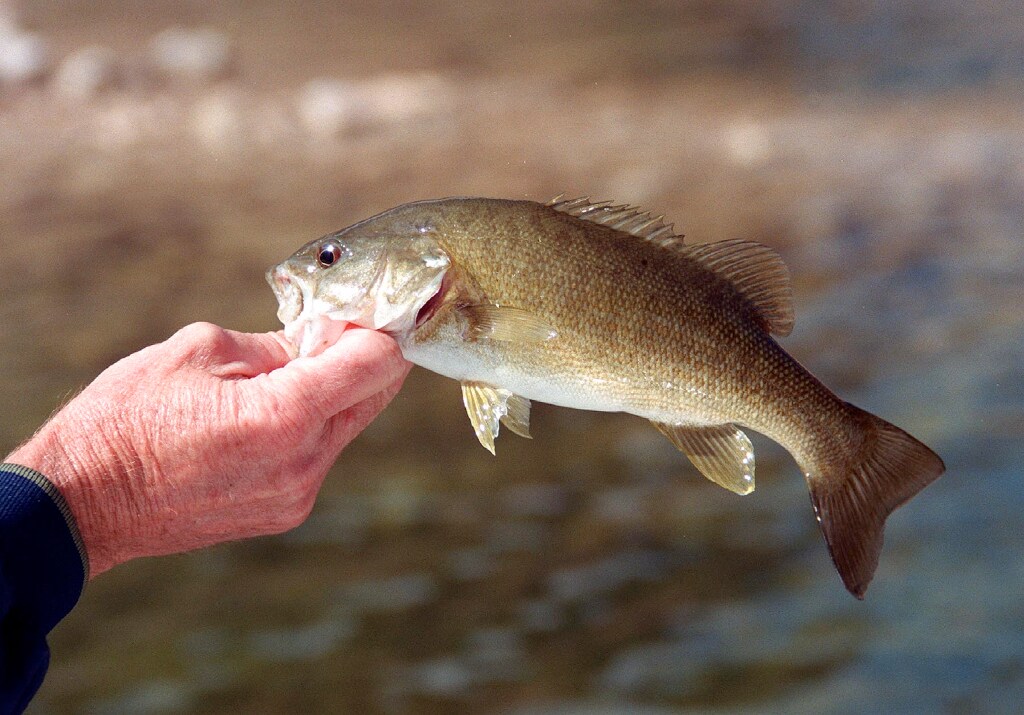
left=806, top=405, right=945, bottom=599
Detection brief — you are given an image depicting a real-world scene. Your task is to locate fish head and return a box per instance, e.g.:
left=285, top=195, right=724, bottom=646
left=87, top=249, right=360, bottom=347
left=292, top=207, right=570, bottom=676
left=267, top=208, right=450, bottom=355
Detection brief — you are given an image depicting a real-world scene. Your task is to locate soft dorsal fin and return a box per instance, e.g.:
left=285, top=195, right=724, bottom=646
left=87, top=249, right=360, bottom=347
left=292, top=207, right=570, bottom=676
left=548, top=195, right=794, bottom=336
left=679, top=239, right=794, bottom=336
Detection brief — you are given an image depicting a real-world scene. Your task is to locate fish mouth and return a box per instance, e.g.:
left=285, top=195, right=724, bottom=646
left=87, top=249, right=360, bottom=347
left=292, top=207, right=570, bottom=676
left=267, top=265, right=304, bottom=325
left=266, top=264, right=348, bottom=357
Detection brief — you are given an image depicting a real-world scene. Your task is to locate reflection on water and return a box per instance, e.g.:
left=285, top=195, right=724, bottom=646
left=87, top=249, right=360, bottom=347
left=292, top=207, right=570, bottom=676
left=3, top=2, right=1023, bottom=713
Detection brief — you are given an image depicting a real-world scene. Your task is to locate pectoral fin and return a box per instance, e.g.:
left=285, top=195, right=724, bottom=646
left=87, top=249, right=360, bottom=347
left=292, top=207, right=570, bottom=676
left=652, top=421, right=756, bottom=495
left=461, top=382, right=532, bottom=454
left=460, top=304, right=558, bottom=343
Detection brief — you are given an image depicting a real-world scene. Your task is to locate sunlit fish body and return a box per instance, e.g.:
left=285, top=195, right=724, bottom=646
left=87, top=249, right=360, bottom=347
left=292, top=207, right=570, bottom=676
left=268, top=196, right=944, bottom=597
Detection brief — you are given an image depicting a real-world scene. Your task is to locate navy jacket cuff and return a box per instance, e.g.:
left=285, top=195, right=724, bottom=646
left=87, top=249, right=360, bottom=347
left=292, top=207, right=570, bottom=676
left=0, top=462, right=89, bottom=711
left=0, top=463, right=88, bottom=623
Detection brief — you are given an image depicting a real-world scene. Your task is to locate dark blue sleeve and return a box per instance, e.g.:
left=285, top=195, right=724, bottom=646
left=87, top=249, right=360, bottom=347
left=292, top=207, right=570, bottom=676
left=0, top=464, right=88, bottom=714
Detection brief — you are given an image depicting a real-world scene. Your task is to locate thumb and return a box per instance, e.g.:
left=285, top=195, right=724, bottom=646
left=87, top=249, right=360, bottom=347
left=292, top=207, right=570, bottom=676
left=257, top=328, right=410, bottom=418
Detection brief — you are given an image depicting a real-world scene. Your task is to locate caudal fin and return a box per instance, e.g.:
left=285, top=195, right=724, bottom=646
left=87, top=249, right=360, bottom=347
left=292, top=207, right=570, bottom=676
left=806, top=405, right=944, bottom=599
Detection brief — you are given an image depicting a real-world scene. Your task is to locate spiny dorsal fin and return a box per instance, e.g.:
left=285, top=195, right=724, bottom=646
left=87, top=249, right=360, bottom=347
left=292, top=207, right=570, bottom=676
left=548, top=195, right=794, bottom=336
left=680, top=240, right=794, bottom=336
left=547, top=195, right=678, bottom=243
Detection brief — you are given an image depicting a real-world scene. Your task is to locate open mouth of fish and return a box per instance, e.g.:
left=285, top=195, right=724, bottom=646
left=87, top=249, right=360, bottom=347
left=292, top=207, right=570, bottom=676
left=266, top=266, right=353, bottom=357
left=267, top=266, right=304, bottom=325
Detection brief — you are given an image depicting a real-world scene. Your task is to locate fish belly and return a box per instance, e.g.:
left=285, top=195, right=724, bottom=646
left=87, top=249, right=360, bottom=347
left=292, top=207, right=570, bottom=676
left=399, top=334, right=723, bottom=428
left=399, top=337, right=631, bottom=414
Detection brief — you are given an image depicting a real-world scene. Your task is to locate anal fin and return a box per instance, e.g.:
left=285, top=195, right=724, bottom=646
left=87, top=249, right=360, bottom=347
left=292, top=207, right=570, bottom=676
left=461, top=382, right=532, bottom=454
left=652, top=421, right=756, bottom=495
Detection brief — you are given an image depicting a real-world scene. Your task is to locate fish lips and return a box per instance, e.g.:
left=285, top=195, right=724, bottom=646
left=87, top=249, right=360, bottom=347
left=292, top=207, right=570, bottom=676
left=266, top=265, right=304, bottom=325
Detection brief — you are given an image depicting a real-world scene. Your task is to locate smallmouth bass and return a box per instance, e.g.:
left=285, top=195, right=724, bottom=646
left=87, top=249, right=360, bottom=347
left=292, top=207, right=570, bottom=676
left=268, top=196, right=944, bottom=598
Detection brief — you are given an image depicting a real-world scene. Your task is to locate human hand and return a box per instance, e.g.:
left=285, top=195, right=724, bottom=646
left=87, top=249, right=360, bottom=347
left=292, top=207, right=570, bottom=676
left=6, top=322, right=410, bottom=577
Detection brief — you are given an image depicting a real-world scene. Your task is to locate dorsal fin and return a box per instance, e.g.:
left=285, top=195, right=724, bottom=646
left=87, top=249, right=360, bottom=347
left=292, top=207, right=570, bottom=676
left=547, top=195, right=678, bottom=243
left=547, top=195, right=794, bottom=337
left=680, top=239, right=794, bottom=336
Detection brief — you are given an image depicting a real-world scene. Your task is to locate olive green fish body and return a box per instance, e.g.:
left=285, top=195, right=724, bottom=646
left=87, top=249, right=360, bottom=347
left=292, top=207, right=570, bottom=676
left=268, top=196, right=945, bottom=598
left=404, top=200, right=837, bottom=452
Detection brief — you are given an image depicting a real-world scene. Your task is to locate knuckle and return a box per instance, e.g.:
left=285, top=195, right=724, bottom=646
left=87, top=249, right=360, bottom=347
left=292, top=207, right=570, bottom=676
left=169, top=322, right=231, bottom=366
left=263, top=513, right=296, bottom=536
left=257, top=464, right=289, bottom=495
left=294, top=489, right=319, bottom=523
left=174, top=321, right=225, bottom=346
left=264, top=451, right=323, bottom=498
left=269, top=488, right=318, bottom=533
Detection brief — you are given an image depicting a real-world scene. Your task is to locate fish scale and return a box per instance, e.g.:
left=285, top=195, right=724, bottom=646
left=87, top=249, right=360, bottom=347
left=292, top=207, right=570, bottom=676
left=268, top=195, right=944, bottom=598
left=427, top=202, right=760, bottom=415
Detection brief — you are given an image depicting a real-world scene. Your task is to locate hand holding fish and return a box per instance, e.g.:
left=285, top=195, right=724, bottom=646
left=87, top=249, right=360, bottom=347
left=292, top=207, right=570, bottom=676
left=7, top=322, right=410, bottom=577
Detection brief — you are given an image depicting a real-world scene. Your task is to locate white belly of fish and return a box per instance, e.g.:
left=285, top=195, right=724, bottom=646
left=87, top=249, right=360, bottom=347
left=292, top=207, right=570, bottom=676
left=398, top=337, right=626, bottom=414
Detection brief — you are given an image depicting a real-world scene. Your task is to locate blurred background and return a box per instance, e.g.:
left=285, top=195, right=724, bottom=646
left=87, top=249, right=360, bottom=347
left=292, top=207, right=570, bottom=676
left=2, top=1, right=1022, bottom=713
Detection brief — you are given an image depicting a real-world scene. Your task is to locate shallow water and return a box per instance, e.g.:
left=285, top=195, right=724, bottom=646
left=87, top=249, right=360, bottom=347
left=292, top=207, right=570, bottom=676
left=4, top=3, right=1024, bottom=713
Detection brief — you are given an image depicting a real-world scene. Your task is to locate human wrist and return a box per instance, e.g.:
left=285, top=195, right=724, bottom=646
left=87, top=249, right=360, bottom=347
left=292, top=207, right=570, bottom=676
left=7, top=412, right=130, bottom=577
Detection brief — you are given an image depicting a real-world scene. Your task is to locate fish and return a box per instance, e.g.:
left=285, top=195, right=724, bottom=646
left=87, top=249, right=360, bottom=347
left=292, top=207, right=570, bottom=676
left=267, top=196, right=945, bottom=598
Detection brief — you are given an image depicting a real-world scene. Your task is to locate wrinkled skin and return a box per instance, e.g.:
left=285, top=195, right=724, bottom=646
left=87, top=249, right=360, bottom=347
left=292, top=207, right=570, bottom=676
left=7, top=322, right=410, bottom=577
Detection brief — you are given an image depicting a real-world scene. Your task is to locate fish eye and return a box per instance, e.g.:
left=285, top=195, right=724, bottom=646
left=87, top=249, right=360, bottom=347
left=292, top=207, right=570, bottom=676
left=317, top=242, right=343, bottom=267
